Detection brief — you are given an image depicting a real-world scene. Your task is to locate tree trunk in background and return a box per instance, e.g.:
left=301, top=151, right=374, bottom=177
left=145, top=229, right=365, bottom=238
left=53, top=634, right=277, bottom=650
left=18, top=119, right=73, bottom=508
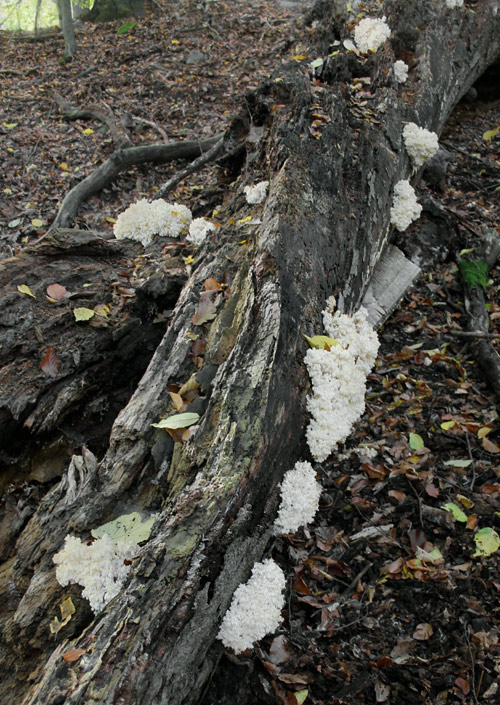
left=1, top=2, right=500, bottom=704
left=58, top=0, right=76, bottom=56
left=81, top=0, right=144, bottom=22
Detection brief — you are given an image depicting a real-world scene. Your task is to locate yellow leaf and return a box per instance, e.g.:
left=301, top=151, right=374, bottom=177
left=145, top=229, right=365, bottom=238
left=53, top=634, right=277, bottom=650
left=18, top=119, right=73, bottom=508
left=50, top=596, right=75, bottom=633
left=59, top=162, right=69, bottom=172
left=237, top=216, right=252, bottom=225
left=4, top=187, right=12, bottom=195
left=473, top=527, right=500, bottom=557
left=82, top=128, right=94, bottom=135
left=304, top=335, right=340, bottom=350
left=31, top=218, right=44, bottom=228
left=2, top=122, right=17, bottom=129
left=17, top=284, right=36, bottom=298
left=7, top=147, right=14, bottom=152
left=291, top=54, right=308, bottom=61
left=74, top=307, right=95, bottom=322
left=178, top=374, right=200, bottom=396
left=456, top=494, right=474, bottom=509
left=94, top=304, right=110, bottom=318
left=477, top=426, right=492, bottom=439
left=60, top=596, right=76, bottom=621
left=105, top=216, right=116, bottom=224
left=169, top=391, right=184, bottom=412
left=483, top=126, right=500, bottom=142
left=183, top=255, right=195, bottom=265
left=440, top=420, right=456, bottom=430
left=171, top=39, right=180, bottom=44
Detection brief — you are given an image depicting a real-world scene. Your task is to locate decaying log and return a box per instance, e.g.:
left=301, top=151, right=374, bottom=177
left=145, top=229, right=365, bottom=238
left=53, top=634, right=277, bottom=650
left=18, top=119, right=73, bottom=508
left=460, top=226, right=500, bottom=402
left=0, top=228, right=187, bottom=481
left=2, top=2, right=500, bottom=705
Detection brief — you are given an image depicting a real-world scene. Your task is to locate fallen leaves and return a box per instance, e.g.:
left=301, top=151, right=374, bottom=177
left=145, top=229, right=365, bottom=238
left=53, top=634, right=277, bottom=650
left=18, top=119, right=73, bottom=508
left=40, top=347, right=60, bottom=378
left=413, top=623, right=433, bottom=641
left=152, top=411, right=200, bottom=430
left=73, top=307, right=95, bottom=322
left=46, top=283, right=69, bottom=302
left=50, top=596, right=75, bottom=634
left=17, top=283, right=36, bottom=298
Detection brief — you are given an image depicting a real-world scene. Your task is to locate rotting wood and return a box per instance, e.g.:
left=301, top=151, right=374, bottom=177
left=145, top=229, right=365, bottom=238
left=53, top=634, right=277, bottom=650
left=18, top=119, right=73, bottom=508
left=2, top=2, right=500, bottom=705
left=459, top=226, right=500, bottom=402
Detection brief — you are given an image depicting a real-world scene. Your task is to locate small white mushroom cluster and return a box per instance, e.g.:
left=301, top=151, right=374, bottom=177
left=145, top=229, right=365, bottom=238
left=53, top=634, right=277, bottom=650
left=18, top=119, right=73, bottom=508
left=53, top=534, right=137, bottom=614
left=217, top=558, right=286, bottom=654
left=113, top=198, right=192, bottom=246
left=305, top=305, right=380, bottom=462
left=353, top=16, right=391, bottom=53
left=390, top=179, right=423, bottom=232
left=403, top=123, right=439, bottom=168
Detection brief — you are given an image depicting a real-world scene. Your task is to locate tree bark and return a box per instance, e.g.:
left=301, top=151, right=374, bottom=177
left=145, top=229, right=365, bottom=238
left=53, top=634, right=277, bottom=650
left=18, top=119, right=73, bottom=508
left=2, top=2, right=500, bottom=704
left=58, top=0, right=77, bottom=57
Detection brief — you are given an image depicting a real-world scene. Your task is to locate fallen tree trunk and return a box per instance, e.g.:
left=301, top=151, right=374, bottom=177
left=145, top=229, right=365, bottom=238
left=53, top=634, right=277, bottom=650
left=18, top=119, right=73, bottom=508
left=2, top=2, right=500, bottom=704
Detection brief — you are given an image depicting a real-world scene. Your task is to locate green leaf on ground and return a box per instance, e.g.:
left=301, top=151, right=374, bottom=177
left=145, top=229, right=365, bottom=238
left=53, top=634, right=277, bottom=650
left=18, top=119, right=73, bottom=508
left=459, top=259, right=488, bottom=291
left=409, top=433, right=424, bottom=450
left=117, top=20, right=137, bottom=35
left=441, top=502, right=468, bottom=522
left=295, top=690, right=308, bottom=705
left=443, top=459, right=473, bottom=468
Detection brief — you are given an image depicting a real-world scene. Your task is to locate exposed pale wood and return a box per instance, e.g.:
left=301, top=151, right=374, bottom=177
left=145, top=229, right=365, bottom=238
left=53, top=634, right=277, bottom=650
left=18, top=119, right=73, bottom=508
left=362, top=245, right=421, bottom=328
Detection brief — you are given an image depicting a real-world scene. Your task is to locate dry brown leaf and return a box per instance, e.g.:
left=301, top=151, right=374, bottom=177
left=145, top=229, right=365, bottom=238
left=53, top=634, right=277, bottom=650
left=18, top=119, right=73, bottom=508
left=63, top=648, right=86, bottom=663
left=204, top=277, right=222, bottom=291
left=41, top=347, right=60, bottom=378
left=413, top=623, right=433, bottom=640
left=46, top=283, right=69, bottom=302
left=482, top=437, right=500, bottom=453
left=192, top=298, right=217, bottom=325
left=169, top=391, right=185, bottom=412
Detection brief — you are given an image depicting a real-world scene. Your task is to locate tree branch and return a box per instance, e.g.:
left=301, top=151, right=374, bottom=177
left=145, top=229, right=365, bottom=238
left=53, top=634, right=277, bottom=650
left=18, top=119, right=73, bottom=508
left=48, top=135, right=224, bottom=232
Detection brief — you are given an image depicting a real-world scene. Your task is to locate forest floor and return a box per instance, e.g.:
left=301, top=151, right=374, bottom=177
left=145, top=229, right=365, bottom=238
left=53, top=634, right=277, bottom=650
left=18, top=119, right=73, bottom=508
left=1, top=2, right=500, bottom=705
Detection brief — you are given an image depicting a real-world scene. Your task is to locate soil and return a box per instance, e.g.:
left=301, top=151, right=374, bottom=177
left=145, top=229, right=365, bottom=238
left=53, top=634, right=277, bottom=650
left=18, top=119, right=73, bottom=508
left=1, top=2, right=499, bottom=705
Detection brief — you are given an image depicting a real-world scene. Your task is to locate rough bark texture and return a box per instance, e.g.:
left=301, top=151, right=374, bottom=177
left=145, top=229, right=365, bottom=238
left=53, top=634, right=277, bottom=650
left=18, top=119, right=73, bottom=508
left=2, top=2, right=500, bottom=704
left=460, top=226, right=500, bottom=402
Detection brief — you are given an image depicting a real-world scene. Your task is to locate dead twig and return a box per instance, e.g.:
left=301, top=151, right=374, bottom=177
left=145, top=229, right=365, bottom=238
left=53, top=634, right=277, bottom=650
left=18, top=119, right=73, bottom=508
left=155, top=137, right=225, bottom=199
left=48, top=135, right=224, bottom=232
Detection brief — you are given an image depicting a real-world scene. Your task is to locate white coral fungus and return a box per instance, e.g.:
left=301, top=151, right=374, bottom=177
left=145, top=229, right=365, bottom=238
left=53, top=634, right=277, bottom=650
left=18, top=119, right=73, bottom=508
left=274, top=461, right=322, bottom=535
left=53, top=534, right=136, bottom=614
left=113, top=199, right=192, bottom=246
left=305, top=305, right=379, bottom=462
left=390, top=179, right=422, bottom=231
left=394, top=60, right=408, bottom=84
left=446, top=0, right=464, bottom=8
left=243, top=180, right=269, bottom=205
left=217, top=558, right=285, bottom=654
left=353, top=17, right=391, bottom=53
left=187, top=217, right=215, bottom=246
left=403, top=123, right=439, bottom=168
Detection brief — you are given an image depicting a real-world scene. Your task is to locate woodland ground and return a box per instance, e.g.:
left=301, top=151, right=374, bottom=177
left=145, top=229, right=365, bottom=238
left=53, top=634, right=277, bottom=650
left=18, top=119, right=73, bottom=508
left=1, top=2, right=499, bottom=704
